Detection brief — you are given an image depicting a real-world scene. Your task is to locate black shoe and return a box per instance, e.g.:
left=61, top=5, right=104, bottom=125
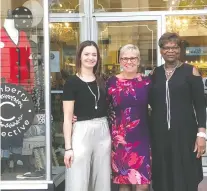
left=16, top=169, right=45, bottom=179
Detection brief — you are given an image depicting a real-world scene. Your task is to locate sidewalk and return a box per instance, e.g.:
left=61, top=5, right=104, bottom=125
left=111, top=177, right=207, bottom=191
left=198, top=177, right=207, bottom=191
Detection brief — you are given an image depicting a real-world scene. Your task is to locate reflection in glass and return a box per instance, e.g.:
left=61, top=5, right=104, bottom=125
left=166, top=16, right=189, bottom=34
left=98, top=21, right=157, bottom=76
left=50, top=22, right=80, bottom=168
left=51, top=93, right=64, bottom=166
left=166, top=15, right=207, bottom=78
left=94, top=0, right=207, bottom=12
left=49, top=0, right=80, bottom=13
left=50, top=22, right=79, bottom=90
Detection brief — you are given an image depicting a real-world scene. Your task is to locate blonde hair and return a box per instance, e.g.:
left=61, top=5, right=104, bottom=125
left=119, top=44, right=140, bottom=59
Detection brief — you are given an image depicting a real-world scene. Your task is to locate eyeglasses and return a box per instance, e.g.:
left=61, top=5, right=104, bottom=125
left=120, top=57, right=138, bottom=63
left=162, top=46, right=180, bottom=51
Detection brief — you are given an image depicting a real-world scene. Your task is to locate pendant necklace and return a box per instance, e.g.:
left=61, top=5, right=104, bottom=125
left=164, top=63, right=179, bottom=130
left=163, top=63, right=178, bottom=78
left=86, top=82, right=100, bottom=110
left=77, top=73, right=100, bottom=110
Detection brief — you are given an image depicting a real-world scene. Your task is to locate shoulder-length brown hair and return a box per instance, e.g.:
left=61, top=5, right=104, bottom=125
left=76, top=40, right=102, bottom=77
left=75, top=40, right=105, bottom=91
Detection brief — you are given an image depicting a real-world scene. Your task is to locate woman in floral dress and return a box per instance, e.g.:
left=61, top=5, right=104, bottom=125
left=106, top=44, right=151, bottom=191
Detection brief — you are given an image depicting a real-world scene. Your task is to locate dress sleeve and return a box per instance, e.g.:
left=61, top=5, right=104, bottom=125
left=62, top=77, right=76, bottom=101
left=190, top=74, right=206, bottom=128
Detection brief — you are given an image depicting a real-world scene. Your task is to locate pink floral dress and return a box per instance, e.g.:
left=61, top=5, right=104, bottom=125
left=106, top=75, right=151, bottom=185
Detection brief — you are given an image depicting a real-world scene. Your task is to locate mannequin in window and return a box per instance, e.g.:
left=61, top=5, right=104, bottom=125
left=4, top=10, right=19, bottom=45
left=0, top=10, right=36, bottom=176
left=0, top=9, right=34, bottom=93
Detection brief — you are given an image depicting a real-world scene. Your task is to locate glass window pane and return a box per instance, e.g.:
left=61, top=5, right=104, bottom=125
left=51, top=92, right=64, bottom=165
left=94, top=0, right=207, bottom=12
left=98, top=21, right=157, bottom=76
left=166, top=15, right=207, bottom=77
left=50, top=22, right=79, bottom=90
left=50, top=22, right=79, bottom=168
left=1, top=0, right=47, bottom=181
left=49, top=0, right=82, bottom=13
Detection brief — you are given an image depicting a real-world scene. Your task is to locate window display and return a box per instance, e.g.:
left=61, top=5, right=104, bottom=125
left=0, top=10, right=34, bottom=92
left=0, top=0, right=57, bottom=182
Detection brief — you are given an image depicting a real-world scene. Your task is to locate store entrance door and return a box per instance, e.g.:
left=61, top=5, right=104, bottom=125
left=92, top=16, right=163, bottom=75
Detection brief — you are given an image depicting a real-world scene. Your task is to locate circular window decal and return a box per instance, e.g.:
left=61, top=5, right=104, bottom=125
left=0, top=83, right=35, bottom=145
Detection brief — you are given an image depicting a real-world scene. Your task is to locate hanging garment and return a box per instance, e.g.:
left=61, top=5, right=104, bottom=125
left=0, top=27, right=34, bottom=93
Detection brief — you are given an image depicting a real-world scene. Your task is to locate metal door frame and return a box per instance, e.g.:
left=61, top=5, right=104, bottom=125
left=91, top=15, right=163, bottom=67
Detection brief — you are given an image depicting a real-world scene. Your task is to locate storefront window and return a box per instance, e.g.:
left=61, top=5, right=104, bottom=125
left=49, top=0, right=82, bottom=13
left=49, top=22, right=80, bottom=167
left=0, top=0, right=48, bottom=181
left=94, top=0, right=207, bottom=12
left=166, top=15, right=207, bottom=78
left=50, top=22, right=79, bottom=90
left=98, top=21, right=158, bottom=76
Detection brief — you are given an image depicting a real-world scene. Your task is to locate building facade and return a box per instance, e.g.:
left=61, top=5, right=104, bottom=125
left=0, top=0, right=207, bottom=190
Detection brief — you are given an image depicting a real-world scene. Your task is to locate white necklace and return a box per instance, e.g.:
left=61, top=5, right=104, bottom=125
left=163, top=64, right=178, bottom=77
left=86, top=82, right=100, bottom=110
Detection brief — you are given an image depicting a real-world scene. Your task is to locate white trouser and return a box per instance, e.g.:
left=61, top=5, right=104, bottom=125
left=65, top=117, right=111, bottom=191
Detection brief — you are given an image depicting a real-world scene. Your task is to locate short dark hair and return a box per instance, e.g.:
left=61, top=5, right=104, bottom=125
left=158, top=32, right=181, bottom=48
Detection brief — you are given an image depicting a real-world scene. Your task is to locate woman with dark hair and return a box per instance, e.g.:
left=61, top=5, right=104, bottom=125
left=150, top=32, right=206, bottom=191
left=62, top=41, right=111, bottom=191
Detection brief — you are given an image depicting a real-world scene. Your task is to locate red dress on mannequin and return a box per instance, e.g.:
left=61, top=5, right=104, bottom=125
left=0, top=27, right=34, bottom=93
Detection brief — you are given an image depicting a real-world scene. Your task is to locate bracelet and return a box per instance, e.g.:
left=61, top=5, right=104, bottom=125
left=197, top=132, right=207, bottom=140
left=65, top=148, right=73, bottom=151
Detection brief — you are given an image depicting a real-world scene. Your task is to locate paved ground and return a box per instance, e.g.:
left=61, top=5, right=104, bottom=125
left=198, top=177, right=207, bottom=191
left=111, top=177, right=207, bottom=191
